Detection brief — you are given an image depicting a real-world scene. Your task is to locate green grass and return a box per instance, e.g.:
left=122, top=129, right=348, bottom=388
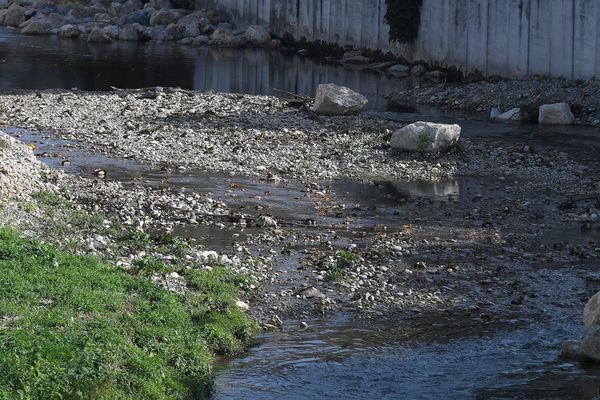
left=0, top=227, right=257, bottom=399
left=328, top=250, right=360, bottom=282
left=0, top=138, right=8, bottom=149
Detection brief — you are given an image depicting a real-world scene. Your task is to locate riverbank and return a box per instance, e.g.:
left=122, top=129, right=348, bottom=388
left=390, top=77, right=600, bottom=126
left=2, top=88, right=600, bottom=396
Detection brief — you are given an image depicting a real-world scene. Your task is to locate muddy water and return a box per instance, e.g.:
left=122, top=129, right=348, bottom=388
left=4, top=28, right=600, bottom=399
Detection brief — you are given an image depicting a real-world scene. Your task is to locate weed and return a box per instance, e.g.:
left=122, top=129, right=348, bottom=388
left=0, top=227, right=255, bottom=399
left=416, top=131, right=432, bottom=154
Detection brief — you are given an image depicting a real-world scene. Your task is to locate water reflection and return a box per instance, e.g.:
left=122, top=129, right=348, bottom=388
left=0, top=28, right=411, bottom=109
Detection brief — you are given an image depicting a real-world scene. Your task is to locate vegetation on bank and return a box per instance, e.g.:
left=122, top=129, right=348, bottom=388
left=0, top=227, right=257, bottom=399
left=384, top=0, right=423, bottom=43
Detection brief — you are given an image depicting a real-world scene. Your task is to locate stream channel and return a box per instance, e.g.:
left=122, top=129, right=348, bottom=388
left=3, top=28, right=600, bottom=399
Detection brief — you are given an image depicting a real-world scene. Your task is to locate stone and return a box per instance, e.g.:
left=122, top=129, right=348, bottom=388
left=87, top=28, right=112, bottom=43
left=244, top=24, right=270, bottom=45
left=235, top=300, right=250, bottom=311
left=191, top=34, right=209, bottom=45
left=311, top=83, right=368, bottom=115
left=102, top=25, right=121, bottom=39
left=561, top=340, right=584, bottom=359
left=425, top=70, right=447, bottom=83
left=256, top=215, right=277, bottom=228
left=165, top=22, right=186, bottom=40
left=149, top=9, right=177, bottom=26
left=58, top=24, right=81, bottom=38
left=341, top=51, right=371, bottom=64
left=411, top=64, right=427, bottom=76
left=147, top=25, right=168, bottom=41
left=182, top=21, right=199, bottom=37
left=538, top=102, right=575, bottom=125
left=117, top=9, right=150, bottom=26
left=581, top=325, right=600, bottom=361
left=209, top=28, right=244, bottom=46
left=390, top=121, right=461, bottom=153
left=4, top=3, right=25, bottom=27
left=21, top=19, right=51, bottom=34
left=495, top=107, right=521, bottom=122
left=118, top=24, right=139, bottom=41
left=387, top=64, right=410, bottom=76
left=302, top=287, right=326, bottom=299
left=93, top=12, right=111, bottom=24
left=584, top=291, right=600, bottom=328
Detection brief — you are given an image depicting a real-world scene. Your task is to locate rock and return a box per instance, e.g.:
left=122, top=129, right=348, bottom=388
left=0, top=0, right=9, bottom=9
left=117, top=9, right=150, bottom=26
left=191, top=34, right=208, bottom=45
left=149, top=9, right=177, bottom=26
left=87, top=28, right=112, bottom=43
left=495, top=107, right=521, bottom=121
left=302, top=287, right=326, bottom=299
left=581, top=325, right=600, bottom=361
left=102, top=25, right=121, bottom=39
left=390, top=121, right=461, bottom=153
left=235, top=300, right=250, bottom=311
left=58, top=24, right=81, bottom=38
left=538, top=102, right=575, bottom=125
left=118, top=24, right=139, bottom=41
left=584, top=291, right=600, bottom=328
left=93, top=12, right=111, bottom=24
left=209, top=28, right=244, bottom=46
left=311, top=83, right=368, bottom=115
left=425, top=70, right=447, bottom=83
left=387, top=64, right=410, bottom=76
left=561, top=340, right=584, bottom=359
left=4, top=3, right=25, bottom=27
left=21, top=19, right=51, bottom=34
left=341, top=51, right=371, bottom=64
left=182, top=21, right=200, bottom=37
left=244, top=24, right=270, bottom=45
left=147, top=25, right=168, bottom=41
left=165, top=22, right=186, bottom=39
left=256, top=215, right=277, bottom=228
left=410, top=64, right=427, bottom=76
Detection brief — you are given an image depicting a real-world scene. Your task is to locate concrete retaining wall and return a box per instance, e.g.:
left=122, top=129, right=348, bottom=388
left=195, top=0, right=600, bottom=80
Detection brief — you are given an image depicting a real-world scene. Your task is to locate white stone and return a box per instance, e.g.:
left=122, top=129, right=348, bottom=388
left=538, top=103, right=575, bottom=125
left=390, top=121, right=461, bottom=153
left=584, top=291, right=600, bottom=328
left=581, top=325, right=600, bottom=361
left=495, top=107, right=521, bottom=121
left=312, top=83, right=368, bottom=115
left=235, top=300, right=250, bottom=311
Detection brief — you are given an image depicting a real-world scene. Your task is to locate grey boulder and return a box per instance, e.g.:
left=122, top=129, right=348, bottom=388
left=390, top=121, right=461, bottom=153
left=311, top=83, right=368, bottom=115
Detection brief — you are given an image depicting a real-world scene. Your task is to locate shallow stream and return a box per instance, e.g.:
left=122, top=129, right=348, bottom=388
left=3, top=28, right=600, bottom=399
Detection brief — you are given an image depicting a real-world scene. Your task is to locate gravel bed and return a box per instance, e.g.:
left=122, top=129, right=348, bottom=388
left=390, top=78, right=600, bottom=126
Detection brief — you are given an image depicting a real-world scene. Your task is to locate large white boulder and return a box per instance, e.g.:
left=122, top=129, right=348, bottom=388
left=582, top=325, right=600, bottom=361
left=584, top=291, right=600, bottom=328
left=390, top=121, right=461, bottom=153
left=311, top=83, right=368, bottom=115
left=538, top=102, right=574, bottom=125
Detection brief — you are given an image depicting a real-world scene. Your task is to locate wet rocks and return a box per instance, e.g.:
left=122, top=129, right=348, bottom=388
left=149, top=9, right=177, bottom=26
left=387, top=64, right=410, bottom=77
left=494, top=107, right=521, bottom=122
left=312, top=83, right=368, bottom=115
left=118, top=24, right=139, bottom=41
left=4, top=3, right=25, bottom=27
left=58, top=24, right=81, bottom=38
left=581, top=325, right=600, bottom=361
left=256, top=215, right=278, bottom=228
left=390, top=121, right=461, bottom=153
left=538, top=102, right=575, bottom=125
left=20, top=19, right=51, bottom=34
left=209, top=27, right=244, bottom=46
left=87, top=28, right=112, bottom=43
left=245, top=24, right=270, bottom=45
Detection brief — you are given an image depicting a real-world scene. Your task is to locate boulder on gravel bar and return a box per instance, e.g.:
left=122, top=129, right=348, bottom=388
left=311, top=83, right=368, bottom=115
left=87, top=28, right=112, bottom=43
left=390, top=121, right=461, bottom=153
left=21, top=19, right=51, bottom=34
left=584, top=291, right=600, bottom=328
left=538, top=102, right=575, bottom=125
left=494, top=107, right=521, bottom=122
